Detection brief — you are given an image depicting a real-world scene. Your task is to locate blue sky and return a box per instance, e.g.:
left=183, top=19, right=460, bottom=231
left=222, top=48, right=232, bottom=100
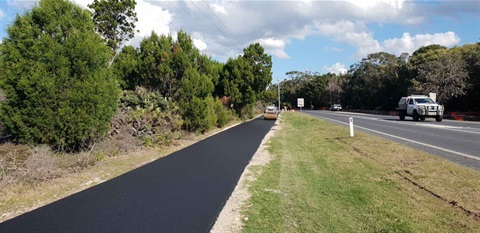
left=1, top=0, right=479, bottom=82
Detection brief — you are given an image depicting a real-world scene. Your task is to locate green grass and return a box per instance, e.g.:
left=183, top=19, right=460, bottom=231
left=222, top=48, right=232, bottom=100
left=242, top=112, right=480, bottom=232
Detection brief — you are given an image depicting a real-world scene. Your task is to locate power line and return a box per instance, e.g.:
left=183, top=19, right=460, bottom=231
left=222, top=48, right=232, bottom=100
left=190, top=0, right=243, bottom=52
left=168, top=0, right=233, bottom=53
left=201, top=0, right=244, bottom=51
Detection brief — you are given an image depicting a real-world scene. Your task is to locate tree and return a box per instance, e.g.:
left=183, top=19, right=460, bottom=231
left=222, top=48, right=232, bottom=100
left=0, top=0, right=120, bottom=151
left=113, top=45, right=139, bottom=90
left=447, top=43, right=480, bottom=111
left=242, top=43, right=273, bottom=94
left=88, top=0, right=138, bottom=65
left=341, top=52, right=409, bottom=110
left=221, top=43, right=272, bottom=115
left=411, top=49, right=468, bottom=103
left=137, top=32, right=176, bottom=97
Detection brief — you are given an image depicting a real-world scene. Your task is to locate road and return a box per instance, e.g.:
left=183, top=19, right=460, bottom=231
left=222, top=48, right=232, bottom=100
left=0, top=117, right=275, bottom=233
left=304, top=110, right=480, bottom=170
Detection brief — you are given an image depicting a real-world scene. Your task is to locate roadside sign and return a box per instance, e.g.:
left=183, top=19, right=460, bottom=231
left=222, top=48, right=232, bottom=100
left=297, top=98, right=304, bottom=108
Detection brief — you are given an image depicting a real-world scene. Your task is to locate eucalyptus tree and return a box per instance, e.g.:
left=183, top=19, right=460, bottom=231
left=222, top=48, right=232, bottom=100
left=341, top=52, right=409, bottom=110
left=409, top=45, right=468, bottom=103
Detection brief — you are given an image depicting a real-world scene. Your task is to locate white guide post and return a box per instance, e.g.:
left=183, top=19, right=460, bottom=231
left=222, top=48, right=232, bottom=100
left=349, top=117, right=354, bottom=137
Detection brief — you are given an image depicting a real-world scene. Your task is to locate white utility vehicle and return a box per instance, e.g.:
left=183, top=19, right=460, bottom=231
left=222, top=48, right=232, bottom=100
left=397, top=95, right=444, bottom=122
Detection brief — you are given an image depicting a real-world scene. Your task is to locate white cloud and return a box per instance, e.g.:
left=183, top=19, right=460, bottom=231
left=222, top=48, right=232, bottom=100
left=6, top=0, right=37, bottom=9
left=71, top=0, right=90, bottom=9
left=383, top=32, right=460, bottom=56
left=315, top=20, right=382, bottom=59
left=0, top=9, right=4, bottom=18
left=324, top=46, right=344, bottom=52
left=193, top=38, right=207, bottom=51
left=211, top=3, right=227, bottom=15
left=135, top=1, right=171, bottom=38
left=257, top=38, right=290, bottom=59
left=9, top=0, right=467, bottom=65
left=346, top=0, right=405, bottom=10
left=324, top=63, right=347, bottom=75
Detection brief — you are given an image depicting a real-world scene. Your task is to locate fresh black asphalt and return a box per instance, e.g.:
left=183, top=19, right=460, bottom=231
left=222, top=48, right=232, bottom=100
left=0, top=117, right=275, bottom=233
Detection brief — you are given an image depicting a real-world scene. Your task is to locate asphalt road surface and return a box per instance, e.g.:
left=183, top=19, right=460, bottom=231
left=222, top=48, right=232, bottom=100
left=304, top=110, right=480, bottom=170
left=0, top=117, right=275, bottom=233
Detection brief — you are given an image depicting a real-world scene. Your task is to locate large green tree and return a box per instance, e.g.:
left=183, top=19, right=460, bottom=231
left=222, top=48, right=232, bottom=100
left=0, top=0, right=120, bottom=150
left=88, top=0, right=138, bottom=65
left=221, top=43, right=272, bottom=114
left=341, top=52, right=409, bottom=110
left=447, top=43, right=480, bottom=111
left=410, top=45, right=468, bottom=103
left=137, top=32, right=176, bottom=97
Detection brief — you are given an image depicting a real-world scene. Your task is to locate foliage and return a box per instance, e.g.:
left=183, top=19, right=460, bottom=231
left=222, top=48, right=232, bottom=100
left=442, top=43, right=480, bottom=110
left=341, top=52, right=409, bottom=110
left=214, top=97, right=228, bottom=128
left=113, top=45, right=139, bottom=90
left=0, top=0, right=120, bottom=151
left=119, top=86, right=167, bottom=109
left=88, top=0, right=138, bottom=64
left=411, top=48, right=468, bottom=103
left=113, top=88, right=182, bottom=147
left=280, top=44, right=478, bottom=111
left=278, top=71, right=334, bottom=109
left=221, top=43, right=272, bottom=116
left=182, top=96, right=217, bottom=133
left=136, top=32, right=176, bottom=96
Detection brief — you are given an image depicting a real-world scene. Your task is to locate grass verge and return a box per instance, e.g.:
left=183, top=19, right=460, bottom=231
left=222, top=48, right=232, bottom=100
left=242, top=112, right=480, bottom=232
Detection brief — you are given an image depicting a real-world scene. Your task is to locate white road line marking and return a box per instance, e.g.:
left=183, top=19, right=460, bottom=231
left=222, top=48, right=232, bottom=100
left=326, top=111, right=480, bottom=135
left=320, top=116, right=480, bottom=162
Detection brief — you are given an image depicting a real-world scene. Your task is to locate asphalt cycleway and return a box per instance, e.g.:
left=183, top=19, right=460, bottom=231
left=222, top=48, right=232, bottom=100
left=0, top=117, right=275, bottom=233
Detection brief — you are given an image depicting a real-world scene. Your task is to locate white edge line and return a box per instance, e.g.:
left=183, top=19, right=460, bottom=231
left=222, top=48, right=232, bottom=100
left=323, top=117, right=480, bottom=162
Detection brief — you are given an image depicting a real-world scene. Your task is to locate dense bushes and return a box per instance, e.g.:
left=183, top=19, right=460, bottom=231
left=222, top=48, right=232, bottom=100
left=113, top=87, right=183, bottom=147
left=0, top=0, right=119, bottom=151
left=0, top=0, right=273, bottom=153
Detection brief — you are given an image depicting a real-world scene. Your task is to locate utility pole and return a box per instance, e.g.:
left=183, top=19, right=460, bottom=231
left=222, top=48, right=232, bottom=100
left=329, top=82, right=332, bottom=106
left=277, top=78, right=281, bottom=112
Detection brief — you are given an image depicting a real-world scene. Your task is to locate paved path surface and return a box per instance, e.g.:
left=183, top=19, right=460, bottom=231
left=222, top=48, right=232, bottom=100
left=0, top=117, right=275, bottom=233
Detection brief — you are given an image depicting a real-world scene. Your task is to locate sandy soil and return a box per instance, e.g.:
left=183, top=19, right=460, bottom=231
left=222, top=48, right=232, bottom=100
left=210, top=116, right=281, bottom=233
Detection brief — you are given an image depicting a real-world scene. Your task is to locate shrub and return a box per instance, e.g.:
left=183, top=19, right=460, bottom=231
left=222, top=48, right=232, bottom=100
left=0, top=0, right=120, bottom=151
left=214, top=97, right=228, bottom=127
left=112, top=89, right=183, bottom=148
left=182, top=96, right=217, bottom=133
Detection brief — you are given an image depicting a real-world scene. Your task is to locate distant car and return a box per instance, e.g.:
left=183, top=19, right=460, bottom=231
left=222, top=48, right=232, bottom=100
left=330, top=104, right=342, bottom=111
left=264, top=106, right=277, bottom=120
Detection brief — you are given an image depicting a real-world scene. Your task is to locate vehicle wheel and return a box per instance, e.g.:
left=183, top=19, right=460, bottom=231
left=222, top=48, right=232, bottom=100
left=399, top=112, right=405, bottom=121
left=435, top=115, right=443, bottom=122
left=420, top=116, right=425, bottom=121
left=412, top=111, right=419, bottom=121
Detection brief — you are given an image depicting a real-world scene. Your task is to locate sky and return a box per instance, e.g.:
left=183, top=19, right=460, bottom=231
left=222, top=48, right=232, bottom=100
left=1, top=0, right=479, bottom=82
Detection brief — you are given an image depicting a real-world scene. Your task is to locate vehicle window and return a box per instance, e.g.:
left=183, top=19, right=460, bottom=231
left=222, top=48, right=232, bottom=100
left=408, top=99, right=414, bottom=105
left=415, top=98, right=434, bottom=104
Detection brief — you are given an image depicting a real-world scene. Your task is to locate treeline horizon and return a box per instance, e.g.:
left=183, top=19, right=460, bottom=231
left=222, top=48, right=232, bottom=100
left=268, top=43, right=479, bottom=112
